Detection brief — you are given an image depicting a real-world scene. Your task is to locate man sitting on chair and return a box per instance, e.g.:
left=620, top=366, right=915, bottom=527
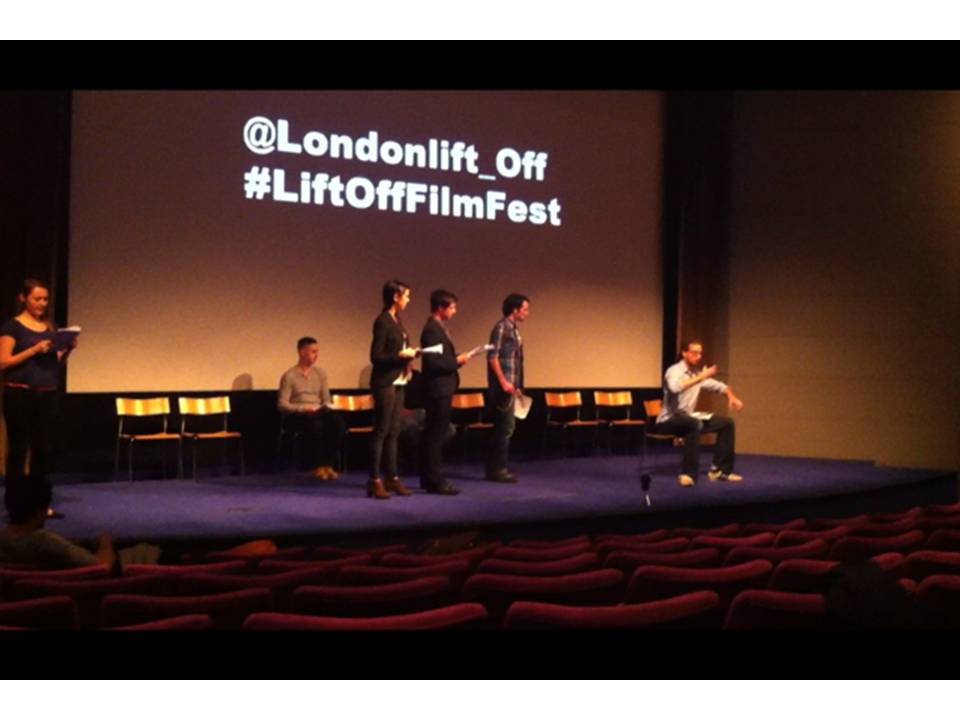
left=278, top=336, right=346, bottom=480
left=651, top=340, right=744, bottom=487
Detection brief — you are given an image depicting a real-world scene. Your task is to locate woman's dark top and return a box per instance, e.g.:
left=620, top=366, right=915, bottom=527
left=1, top=318, right=59, bottom=388
left=370, top=310, right=411, bottom=388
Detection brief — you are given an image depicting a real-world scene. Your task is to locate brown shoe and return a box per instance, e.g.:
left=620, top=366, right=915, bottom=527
left=384, top=476, right=412, bottom=496
left=366, top=478, right=390, bottom=499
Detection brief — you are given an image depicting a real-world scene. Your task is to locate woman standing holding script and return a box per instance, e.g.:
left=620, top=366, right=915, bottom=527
left=367, top=279, right=418, bottom=500
left=0, top=279, right=79, bottom=518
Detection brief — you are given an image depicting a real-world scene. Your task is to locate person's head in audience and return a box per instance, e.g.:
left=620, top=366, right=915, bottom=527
left=297, top=336, right=319, bottom=368
left=4, top=474, right=52, bottom=528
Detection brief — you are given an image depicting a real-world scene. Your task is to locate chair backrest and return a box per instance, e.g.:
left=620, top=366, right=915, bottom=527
left=116, top=397, right=170, bottom=417
left=291, top=576, right=454, bottom=618
left=242, top=603, right=489, bottom=630
left=643, top=398, right=662, bottom=419
left=452, top=392, right=485, bottom=410
left=331, top=393, right=375, bottom=411
left=451, top=392, right=486, bottom=426
left=504, top=590, right=720, bottom=630
left=178, top=396, right=231, bottom=415
left=544, top=391, right=584, bottom=422
left=593, top=391, right=632, bottom=407
left=545, top=391, right=583, bottom=408
left=116, top=397, right=171, bottom=435
left=178, top=396, right=231, bottom=433
left=593, top=391, right=633, bottom=421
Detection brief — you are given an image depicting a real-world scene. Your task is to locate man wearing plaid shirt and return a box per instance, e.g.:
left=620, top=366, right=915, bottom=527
left=486, top=293, right=530, bottom=483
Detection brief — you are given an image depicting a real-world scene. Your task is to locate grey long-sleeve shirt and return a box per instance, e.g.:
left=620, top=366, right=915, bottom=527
left=657, top=359, right=728, bottom=423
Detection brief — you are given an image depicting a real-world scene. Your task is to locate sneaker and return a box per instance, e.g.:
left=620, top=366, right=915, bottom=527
left=677, top=474, right=695, bottom=487
left=312, top=466, right=338, bottom=481
left=709, top=470, right=743, bottom=482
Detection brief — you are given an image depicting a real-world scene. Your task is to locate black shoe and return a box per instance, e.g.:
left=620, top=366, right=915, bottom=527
left=485, top=469, right=517, bottom=483
left=425, top=482, right=460, bottom=495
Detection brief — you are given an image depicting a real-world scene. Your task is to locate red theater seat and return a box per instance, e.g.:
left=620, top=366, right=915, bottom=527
left=670, top=523, right=741, bottom=539
left=848, top=517, right=918, bottom=537
left=828, top=531, right=925, bottom=563
left=774, top=526, right=851, bottom=547
left=914, top=575, right=960, bottom=628
left=243, top=603, right=488, bottom=630
left=338, top=560, right=472, bottom=588
left=723, top=539, right=829, bottom=566
left=722, top=590, right=827, bottom=630
left=503, top=590, right=720, bottom=629
left=256, top=555, right=373, bottom=575
left=809, top=514, right=869, bottom=530
left=898, top=551, right=960, bottom=581
left=595, top=537, right=690, bottom=557
left=768, top=559, right=840, bottom=593
left=493, top=543, right=597, bottom=562
left=595, top=529, right=670, bottom=544
left=690, top=532, right=775, bottom=553
left=101, top=588, right=273, bottom=629
left=12, top=575, right=171, bottom=629
left=0, top=596, right=78, bottom=630
left=291, top=576, right=454, bottom=617
left=123, top=561, right=247, bottom=577
left=0, top=564, right=110, bottom=600
left=380, top=545, right=496, bottom=568
left=462, top=569, right=625, bottom=620
left=477, top=552, right=601, bottom=577
left=604, top=548, right=721, bottom=573
left=741, top=518, right=807, bottom=534
left=922, top=502, right=960, bottom=517
left=173, top=567, right=341, bottom=610
left=627, top=560, right=773, bottom=609
left=509, top=536, right=591, bottom=550
left=925, top=529, right=960, bottom=551
left=109, top=613, right=214, bottom=630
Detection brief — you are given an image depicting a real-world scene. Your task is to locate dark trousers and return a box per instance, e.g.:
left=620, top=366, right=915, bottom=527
left=651, top=413, right=736, bottom=477
left=285, top=410, right=346, bottom=468
left=486, top=389, right=516, bottom=474
left=420, top=393, right=453, bottom=488
left=3, top=387, right=58, bottom=478
left=371, top=385, right=404, bottom=480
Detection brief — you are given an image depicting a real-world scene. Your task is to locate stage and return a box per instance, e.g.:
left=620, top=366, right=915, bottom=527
left=43, top=454, right=957, bottom=548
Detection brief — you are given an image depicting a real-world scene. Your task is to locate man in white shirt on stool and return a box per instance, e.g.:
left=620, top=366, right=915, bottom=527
left=650, top=340, right=744, bottom=487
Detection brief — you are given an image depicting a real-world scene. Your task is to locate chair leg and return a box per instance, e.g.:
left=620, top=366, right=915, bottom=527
left=192, top=441, right=198, bottom=481
left=114, top=439, right=121, bottom=481
left=128, top=442, right=134, bottom=482
left=238, top=437, right=245, bottom=477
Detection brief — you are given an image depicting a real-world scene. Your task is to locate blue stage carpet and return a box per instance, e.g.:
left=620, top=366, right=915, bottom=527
left=42, top=454, right=955, bottom=545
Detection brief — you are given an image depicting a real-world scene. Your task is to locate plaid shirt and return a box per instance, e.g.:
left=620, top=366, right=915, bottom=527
left=487, top=316, right=524, bottom=389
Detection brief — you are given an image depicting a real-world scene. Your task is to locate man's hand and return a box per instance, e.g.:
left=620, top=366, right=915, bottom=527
left=399, top=347, right=418, bottom=359
left=501, top=381, right=517, bottom=395
left=729, top=396, right=744, bottom=412
left=701, top=365, right=718, bottom=380
left=456, top=353, right=470, bottom=365
left=301, top=404, right=322, bottom=413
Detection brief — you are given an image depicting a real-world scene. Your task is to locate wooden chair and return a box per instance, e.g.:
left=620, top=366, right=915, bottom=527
left=543, top=391, right=601, bottom=456
left=115, top=397, right=182, bottom=481
left=594, top=391, right=645, bottom=454
left=178, top=396, right=244, bottom=479
left=451, top=392, right=493, bottom=458
left=330, top=393, right=375, bottom=471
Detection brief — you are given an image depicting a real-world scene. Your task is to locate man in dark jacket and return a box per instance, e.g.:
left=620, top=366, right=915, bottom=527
left=419, top=289, right=473, bottom=495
